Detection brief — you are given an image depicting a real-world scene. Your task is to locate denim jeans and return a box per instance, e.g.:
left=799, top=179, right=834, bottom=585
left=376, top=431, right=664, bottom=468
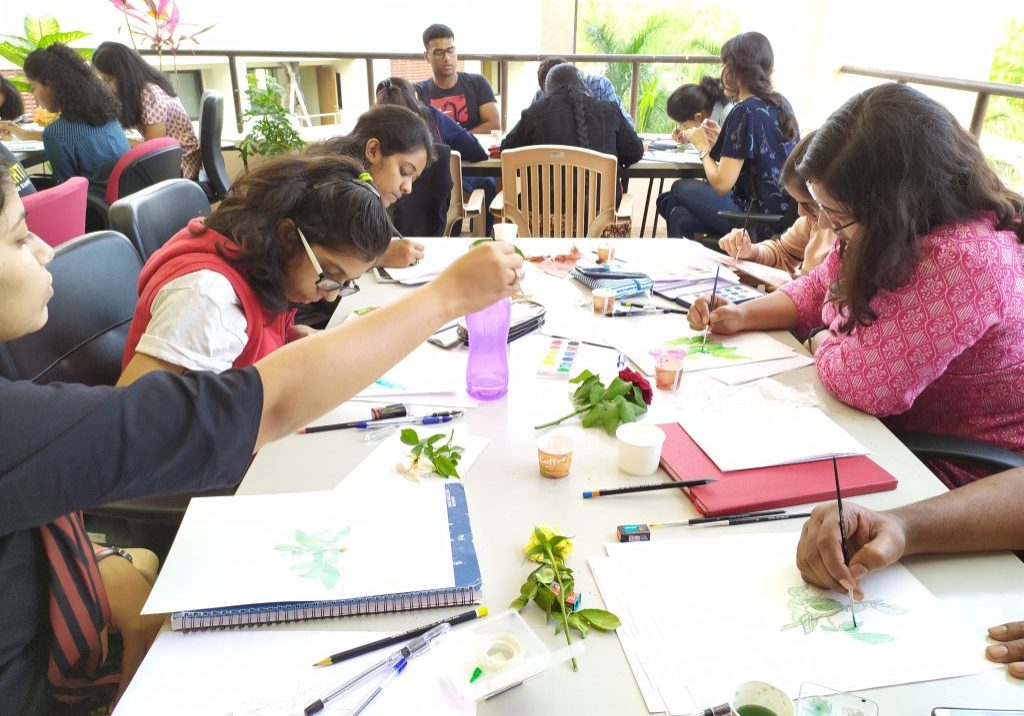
left=657, top=178, right=741, bottom=239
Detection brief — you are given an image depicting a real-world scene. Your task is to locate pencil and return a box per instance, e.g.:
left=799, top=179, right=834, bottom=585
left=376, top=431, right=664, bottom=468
left=713, top=511, right=812, bottom=526
left=701, top=266, right=721, bottom=353
left=833, top=457, right=858, bottom=627
left=582, top=478, right=715, bottom=498
left=312, top=606, right=488, bottom=667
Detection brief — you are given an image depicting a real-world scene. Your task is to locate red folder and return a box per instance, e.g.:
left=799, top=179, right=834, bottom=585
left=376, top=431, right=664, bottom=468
left=658, top=422, right=898, bottom=516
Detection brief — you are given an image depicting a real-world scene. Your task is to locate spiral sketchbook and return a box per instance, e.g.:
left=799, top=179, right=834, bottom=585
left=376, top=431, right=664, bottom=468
left=142, top=478, right=481, bottom=632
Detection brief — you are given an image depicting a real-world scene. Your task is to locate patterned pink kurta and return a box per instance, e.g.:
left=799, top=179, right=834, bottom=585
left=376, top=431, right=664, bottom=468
left=780, top=215, right=1024, bottom=487
left=140, top=82, right=201, bottom=179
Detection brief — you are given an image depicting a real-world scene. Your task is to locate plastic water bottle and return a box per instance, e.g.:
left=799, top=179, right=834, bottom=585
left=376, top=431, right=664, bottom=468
left=465, top=298, right=511, bottom=400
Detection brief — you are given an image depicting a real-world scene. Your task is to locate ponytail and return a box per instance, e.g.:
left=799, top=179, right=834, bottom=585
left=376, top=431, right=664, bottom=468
left=720, top=32, right=798, bottom=142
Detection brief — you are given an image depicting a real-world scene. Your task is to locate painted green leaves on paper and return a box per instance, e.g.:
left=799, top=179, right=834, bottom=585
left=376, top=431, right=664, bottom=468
left=274, top=527, right=350, bottom=589
left=665, top=335, right=748, bottom=360
left=781, top=585, right=908, bottom=644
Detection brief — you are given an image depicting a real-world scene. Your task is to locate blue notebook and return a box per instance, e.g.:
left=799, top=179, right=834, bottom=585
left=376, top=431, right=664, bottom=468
left=162, top=483, right=482, bottom=632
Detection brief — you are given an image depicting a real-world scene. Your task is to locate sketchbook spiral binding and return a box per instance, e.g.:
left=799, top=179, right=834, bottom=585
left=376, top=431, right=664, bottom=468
left=170, top=483, right=482, bottom=632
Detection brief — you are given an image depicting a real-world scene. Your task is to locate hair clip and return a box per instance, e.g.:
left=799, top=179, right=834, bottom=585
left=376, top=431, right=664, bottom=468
left=379, top=78, right=392, bottom=89
left=358, top=172, right=374, bottom=183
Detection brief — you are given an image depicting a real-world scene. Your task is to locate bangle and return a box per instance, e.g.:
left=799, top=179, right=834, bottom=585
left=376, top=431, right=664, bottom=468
left=806, top=327, right=828, bottom=353
left=94, top=546, right=133, bottom=564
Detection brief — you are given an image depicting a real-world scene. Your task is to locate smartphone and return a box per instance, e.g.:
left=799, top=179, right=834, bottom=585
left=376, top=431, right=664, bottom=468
left=933, top=710, right=1024, bottom=715
left=372, top=266, right=396, bottom=283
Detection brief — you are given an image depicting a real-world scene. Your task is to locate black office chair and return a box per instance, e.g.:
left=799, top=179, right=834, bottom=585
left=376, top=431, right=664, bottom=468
left=393, top=143, right=452, bottom=237
left=0, top=231, right=231, bottom=554
left=85, top=138, right=184, bottom=232
left=108, top=178, right=212, bottom=261
left=198, top=90, right=231, bottom=202
left=895, top=432, right=1024, bottom=473
left=700, top=173, right=798, bottom=252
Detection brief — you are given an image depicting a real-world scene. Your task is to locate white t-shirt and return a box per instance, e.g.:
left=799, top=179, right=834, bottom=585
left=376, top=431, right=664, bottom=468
left=134, top=270, right=249, bottom=372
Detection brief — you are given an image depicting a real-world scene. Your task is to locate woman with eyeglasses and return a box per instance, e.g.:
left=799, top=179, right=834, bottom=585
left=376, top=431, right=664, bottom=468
left=118, top=152, right=397, bottom=384
left=0, top=158, right=522, bottom=716
left=659, top=32, right=799, bottom=241
left=717, top=130, right=835, bottom=282
left=689, top=83, right=1024, bottom=487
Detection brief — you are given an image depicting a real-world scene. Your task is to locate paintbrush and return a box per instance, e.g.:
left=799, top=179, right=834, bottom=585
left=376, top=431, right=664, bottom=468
left=700, top=265, right=721, bottom=353
left=833, top=456, right=858, bottom=628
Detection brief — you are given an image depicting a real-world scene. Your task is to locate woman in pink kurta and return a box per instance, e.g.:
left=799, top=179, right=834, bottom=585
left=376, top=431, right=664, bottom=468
left=688, top=83, right=1024, bottom=487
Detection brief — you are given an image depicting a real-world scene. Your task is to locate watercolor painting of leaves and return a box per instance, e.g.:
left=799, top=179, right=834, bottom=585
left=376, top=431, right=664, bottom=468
left=781, top=585, right=908, bottom=644
left=664, top=335, right=749, bottom=360
left=274, top=527, right=350, bottom=590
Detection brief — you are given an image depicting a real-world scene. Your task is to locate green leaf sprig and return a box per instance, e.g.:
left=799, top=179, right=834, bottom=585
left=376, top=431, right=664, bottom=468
left=534, top=369, right=648, bottom=434
left=510, top=526, right=620, bottom=672
left=400, top=428, right=465, bottom=478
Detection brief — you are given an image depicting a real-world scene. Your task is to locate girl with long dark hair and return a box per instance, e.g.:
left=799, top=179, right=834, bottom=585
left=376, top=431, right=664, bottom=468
left=376, top=76, right=486, bottom=163
left=3, top=44, right=129, bottom=192
left=660, top=32, right=798, bottom=240
left=689, top=82, right=1024, bottom=487
left=92, top=41, right=201, bottom=179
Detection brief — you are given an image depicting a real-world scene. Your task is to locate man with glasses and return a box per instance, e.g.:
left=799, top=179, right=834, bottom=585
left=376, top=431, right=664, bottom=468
left=414, top=24, right=499, bottom=134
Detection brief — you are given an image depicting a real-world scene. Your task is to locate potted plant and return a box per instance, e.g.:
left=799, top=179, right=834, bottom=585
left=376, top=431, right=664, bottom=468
left=0, top=15, right=91, bottom=92
left=238, top=74, right=305, bottom=163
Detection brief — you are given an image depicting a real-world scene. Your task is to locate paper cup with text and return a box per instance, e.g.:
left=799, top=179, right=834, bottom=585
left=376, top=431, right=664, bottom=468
left=536, top=433, right=574, bottom=479
left=591, top=288, right=616, bottom=315
left=616, top=423, right=666, bottom=476
left=729, top=680, right=795, bottom=716
left=493, top=223, right=518, bottom=242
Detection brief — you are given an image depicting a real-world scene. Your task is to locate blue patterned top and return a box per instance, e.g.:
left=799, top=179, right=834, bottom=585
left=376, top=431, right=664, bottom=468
left=710, top=96, right=797, bottom=217
left=41, top=117, right=129, bottom=191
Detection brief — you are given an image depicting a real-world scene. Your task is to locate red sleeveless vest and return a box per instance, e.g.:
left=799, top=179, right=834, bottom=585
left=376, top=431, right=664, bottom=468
left=122, top=219, right=296, bottom=371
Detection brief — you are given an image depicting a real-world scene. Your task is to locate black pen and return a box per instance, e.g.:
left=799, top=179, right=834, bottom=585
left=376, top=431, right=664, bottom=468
left=713, top=511, right=812, bottom=526
left=646, top=509, right=786, bottom=527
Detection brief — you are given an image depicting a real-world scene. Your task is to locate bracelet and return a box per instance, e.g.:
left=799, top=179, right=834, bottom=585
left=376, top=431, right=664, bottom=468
left=806, top=327, right=828, bottom=353
left=94, top=546, right=133, bottom=564
left=698, top=148, right=711, bottom=160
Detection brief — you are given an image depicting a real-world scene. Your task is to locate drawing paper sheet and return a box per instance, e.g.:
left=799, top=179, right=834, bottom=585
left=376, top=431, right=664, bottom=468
left=353, top=342, right=479, bottom=408
left=599, top=533, right=990, bottom=715
left=705, top=353, right=815, bottom=385
left=384, top=246, right=466, bottom=285
left=114, top=629, right=474, bottom=716
left=677, top=404, right=868, bottom=471
left=144, top=472, right=460, bottom=614
left=607, top=323, right=796, bottom=377
left=337, top=428, right=489, bottom=490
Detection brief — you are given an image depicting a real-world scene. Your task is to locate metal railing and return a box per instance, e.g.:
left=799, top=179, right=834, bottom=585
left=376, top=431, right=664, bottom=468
left=141, top=49, right=720, bottom=132
left=839, top=65, right=1024, bottom=138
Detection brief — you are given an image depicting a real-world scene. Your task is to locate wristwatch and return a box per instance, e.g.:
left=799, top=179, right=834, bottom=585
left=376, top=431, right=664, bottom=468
left=698, top=148, right=711, bottom=160
left=94, top=546, right=134, bottom=564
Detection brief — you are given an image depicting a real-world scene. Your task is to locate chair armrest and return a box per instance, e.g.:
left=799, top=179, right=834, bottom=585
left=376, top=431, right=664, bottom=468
left=895, top=431, right=1024, bottom=472
left=465, top=188, right=484, bottom=215
left=489, top=190, right=504, bottom=213
left=616, top=192, right=634, bottom=221
left=717, top=210, right=784, bottom=224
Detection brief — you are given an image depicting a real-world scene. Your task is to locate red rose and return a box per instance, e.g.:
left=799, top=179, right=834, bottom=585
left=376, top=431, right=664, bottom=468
left=618, top=368, right=653, bottom=405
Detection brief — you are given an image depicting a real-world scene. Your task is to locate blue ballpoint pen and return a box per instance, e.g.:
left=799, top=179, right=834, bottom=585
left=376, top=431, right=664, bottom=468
left=353, top=413, right=462, bottom=430
left=351, top=658, right=408, bottom=716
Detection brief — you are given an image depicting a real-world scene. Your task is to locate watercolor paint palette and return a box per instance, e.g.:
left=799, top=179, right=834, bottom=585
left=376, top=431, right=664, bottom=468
left=655, top=279, right=763, bottom=308
left=537, top=337, right=580, bottom=379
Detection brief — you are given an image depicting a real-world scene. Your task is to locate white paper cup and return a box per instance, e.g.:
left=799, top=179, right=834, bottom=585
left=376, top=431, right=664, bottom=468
left=592, top=288, right=616, bottom=315
left=616, top=423, right=666, bottom=476
left=729, top=680, right=795, bottom=716
left=493, top=223, right=518, bottom=242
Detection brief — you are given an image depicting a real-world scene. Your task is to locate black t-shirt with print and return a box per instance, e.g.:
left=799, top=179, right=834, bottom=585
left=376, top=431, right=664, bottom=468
left=415, top=73, right=496, bottom=132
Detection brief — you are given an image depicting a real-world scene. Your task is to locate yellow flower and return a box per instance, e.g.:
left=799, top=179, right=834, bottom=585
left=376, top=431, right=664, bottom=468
left=523, top=526, right=573, bottom=563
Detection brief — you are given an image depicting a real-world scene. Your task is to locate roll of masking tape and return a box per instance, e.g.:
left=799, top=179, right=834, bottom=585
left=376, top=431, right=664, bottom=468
left=476, top=632, right=523, bottom=672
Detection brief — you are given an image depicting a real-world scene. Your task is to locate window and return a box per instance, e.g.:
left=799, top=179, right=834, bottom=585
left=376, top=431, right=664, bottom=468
left=168, top=70, right=203, bottom=120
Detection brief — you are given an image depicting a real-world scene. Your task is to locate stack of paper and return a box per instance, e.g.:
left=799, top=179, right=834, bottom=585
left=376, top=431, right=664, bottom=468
left=384, top=248, right=465, bottom=286
left=591, top=533, right=991, bottom=715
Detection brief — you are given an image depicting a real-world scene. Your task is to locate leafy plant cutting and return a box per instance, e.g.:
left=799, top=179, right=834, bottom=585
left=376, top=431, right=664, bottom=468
left=534, top=368, right=652, bottom=434
left=398, top=428, right=465, bottom=480
left=510, top=526, right=620, bottom=671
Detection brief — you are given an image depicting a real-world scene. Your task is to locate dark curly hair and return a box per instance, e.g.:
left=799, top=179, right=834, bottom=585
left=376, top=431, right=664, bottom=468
left=23, top=44, right=119, bottom=126
left=307, top=104, right=436, bottom=167
left=666, top=76, right=727, bottom=123
left=375, top=77, right=441, bottom=142
left=544, top=63, right=589, bottom=147
left=204, top=153, right=394, bottom=314
left=720, top=32, right=798, bottom=142
left=0, top=76, right=25, bottom=121
left=798, top=83, right=1024, bottom=333
left=92, top=41, right=177, bottom=129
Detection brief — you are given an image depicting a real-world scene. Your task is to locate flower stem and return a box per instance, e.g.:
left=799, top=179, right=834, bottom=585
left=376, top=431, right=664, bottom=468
left=533, top=405, right=591, bottom=431
left=546, top=545, right=578, bottom=671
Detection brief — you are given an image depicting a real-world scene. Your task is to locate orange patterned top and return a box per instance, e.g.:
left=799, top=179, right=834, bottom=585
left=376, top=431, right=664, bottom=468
left=140, top=82, right=200, bottom=179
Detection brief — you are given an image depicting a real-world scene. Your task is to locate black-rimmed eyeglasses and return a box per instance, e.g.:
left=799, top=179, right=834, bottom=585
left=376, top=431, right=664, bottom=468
left=295, top=226, right=360, bottom=296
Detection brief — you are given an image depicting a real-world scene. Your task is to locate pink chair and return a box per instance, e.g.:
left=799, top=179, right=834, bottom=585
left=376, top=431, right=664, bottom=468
left=22, top=176, right=89, bottom=248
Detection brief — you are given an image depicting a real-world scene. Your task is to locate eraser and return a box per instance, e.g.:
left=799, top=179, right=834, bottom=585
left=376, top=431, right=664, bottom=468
left=564, top=591, right=581, bottom=612
left=616, top=524, right=651, bottom=542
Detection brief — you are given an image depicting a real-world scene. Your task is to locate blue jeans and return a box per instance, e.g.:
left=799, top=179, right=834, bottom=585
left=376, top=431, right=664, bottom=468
left=657, top=178, right=740, bottom=239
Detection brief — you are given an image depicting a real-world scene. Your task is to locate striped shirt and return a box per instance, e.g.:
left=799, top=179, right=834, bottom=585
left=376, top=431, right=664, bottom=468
left=41, top=117, right=129, bottom=192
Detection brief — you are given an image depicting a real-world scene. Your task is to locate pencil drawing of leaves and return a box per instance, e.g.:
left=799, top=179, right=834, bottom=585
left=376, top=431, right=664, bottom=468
left=275, top=527, right=350, bottom=589
left=781, top=584, right=906, bottom=644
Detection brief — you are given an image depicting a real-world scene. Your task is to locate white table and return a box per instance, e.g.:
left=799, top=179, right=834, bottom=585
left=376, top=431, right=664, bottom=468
left=183, top=239, right=1024, bottom=713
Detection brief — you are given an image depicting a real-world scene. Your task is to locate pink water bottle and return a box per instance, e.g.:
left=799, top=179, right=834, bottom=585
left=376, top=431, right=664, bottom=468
left=465, top=298, right=511, bottom=400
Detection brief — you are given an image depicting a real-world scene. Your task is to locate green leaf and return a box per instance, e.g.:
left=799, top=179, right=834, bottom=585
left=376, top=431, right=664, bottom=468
left=808, top=596, right=844, bottom=613
left=426, top=434, right=445, bottom=445
left=39, top=30, right=91, bottom=49
left=848, top=631, right=895, bottom=644
left=0, top=42, right=30, bottom=68
left=569, top=369, right=596, bottom=385
left=568, top=613, right=590, bottom=638
left=617, top=400, right=638, bottom=424
left=519, top=580, right=539, bottom=599
left=24, top=15, right=60, bottom=45
left=400, top=428, right=420, bottom=446
left=577, top=609, right=622, bottom=630
left=273, top=544, right=296, bottom=551
left=533, top=585, right=555, bottom=612
left=588, top=381, right=605, bottom=406
left=601, top=378, right=631, bottom=402
left=510, top=596, right=528, bottom=611
left=435, top=454, right=459, bottom=478
left=601, top=405, right=621, bottom=435
left=554, top=619, right=566, bottom=635
left=319, top=562, right=340, bottom=589
left=535, top=566, right=555, bottom=584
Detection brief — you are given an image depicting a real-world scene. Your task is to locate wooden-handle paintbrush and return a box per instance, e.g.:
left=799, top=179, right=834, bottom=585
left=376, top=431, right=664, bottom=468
left=833, top=456, right=858, bottom=627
